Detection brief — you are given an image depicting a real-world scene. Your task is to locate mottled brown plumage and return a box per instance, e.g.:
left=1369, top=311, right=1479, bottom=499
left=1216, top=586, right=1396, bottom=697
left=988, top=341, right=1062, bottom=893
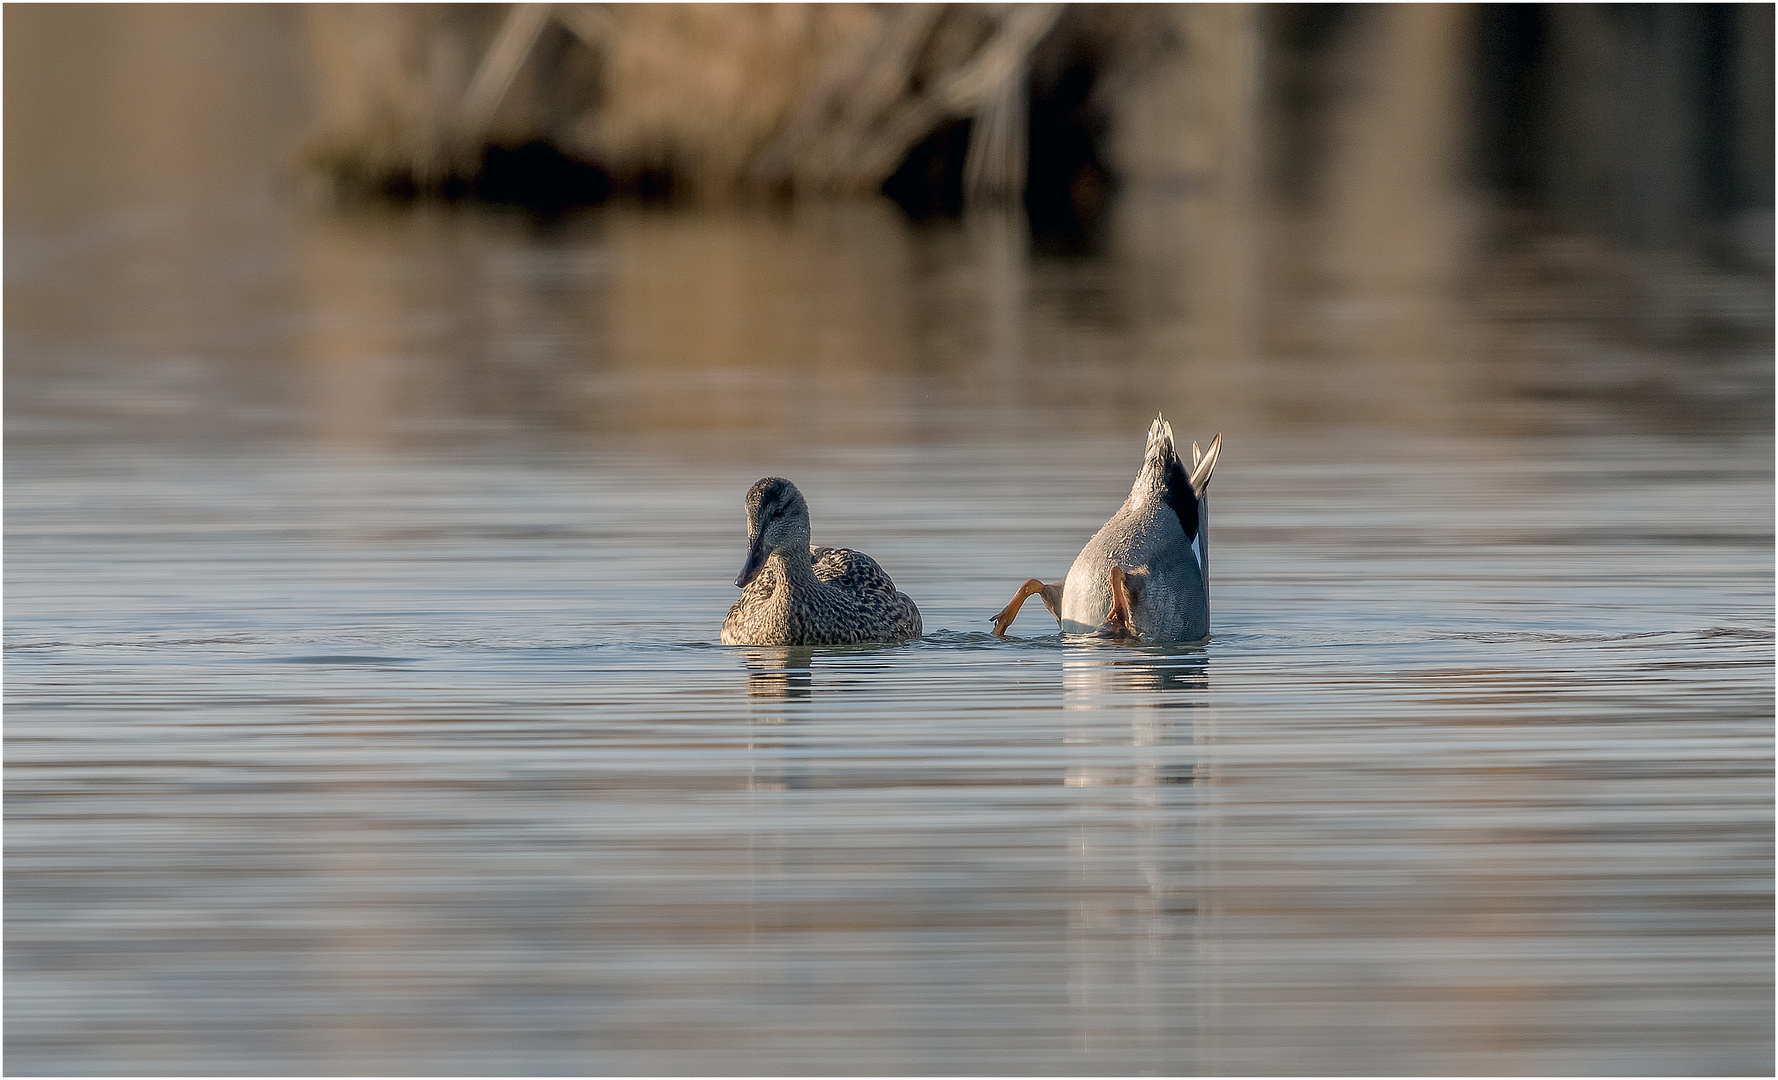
left=722, top=478, right=923, bottom=646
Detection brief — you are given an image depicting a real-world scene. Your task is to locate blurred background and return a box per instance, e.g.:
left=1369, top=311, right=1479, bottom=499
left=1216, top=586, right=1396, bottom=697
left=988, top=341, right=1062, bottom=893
left=7, top=2, right=1772, bottom=453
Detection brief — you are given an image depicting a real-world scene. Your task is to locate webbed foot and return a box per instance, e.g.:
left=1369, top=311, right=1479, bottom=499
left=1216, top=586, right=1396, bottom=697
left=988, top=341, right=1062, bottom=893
left=991, top=579, right=1048, bottom=637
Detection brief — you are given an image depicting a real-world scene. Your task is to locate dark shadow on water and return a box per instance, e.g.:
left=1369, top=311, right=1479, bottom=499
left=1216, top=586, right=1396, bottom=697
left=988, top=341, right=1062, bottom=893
left=476, top=142, right=612, bottom=213
left=883, top=119, right=973, bottom=220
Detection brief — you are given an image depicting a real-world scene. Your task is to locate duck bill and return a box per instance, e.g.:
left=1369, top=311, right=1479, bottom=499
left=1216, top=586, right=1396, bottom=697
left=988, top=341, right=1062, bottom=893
left=735, top=537, right=772, bottom=588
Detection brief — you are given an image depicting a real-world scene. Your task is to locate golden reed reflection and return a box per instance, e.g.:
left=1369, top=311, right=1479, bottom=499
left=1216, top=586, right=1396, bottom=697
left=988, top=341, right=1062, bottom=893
left=298, top=213, right=420, bottom=449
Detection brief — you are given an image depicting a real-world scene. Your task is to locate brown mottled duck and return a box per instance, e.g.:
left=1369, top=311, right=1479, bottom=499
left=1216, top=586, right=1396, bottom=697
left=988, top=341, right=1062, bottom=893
left=721, top=477, right=923, bottom=646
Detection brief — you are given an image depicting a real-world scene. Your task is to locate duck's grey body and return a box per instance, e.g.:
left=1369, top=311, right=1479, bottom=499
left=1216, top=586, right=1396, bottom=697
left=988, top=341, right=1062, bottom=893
left=1058, top=485, right=1208, bottom=640
left=722, top=478, right=922, bottom=646
left=992, top=416, right=1220, bottom=643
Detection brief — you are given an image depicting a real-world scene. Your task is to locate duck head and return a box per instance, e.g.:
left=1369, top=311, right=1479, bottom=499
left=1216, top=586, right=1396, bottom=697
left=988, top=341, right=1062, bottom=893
left=735, top=477, right=812, bottom=588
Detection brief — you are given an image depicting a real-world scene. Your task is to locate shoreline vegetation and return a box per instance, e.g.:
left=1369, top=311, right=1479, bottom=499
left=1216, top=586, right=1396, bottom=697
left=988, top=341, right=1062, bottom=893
left=298, top=3, right=1772, bottom=272
left=300, top=4, right=1235, bottom=216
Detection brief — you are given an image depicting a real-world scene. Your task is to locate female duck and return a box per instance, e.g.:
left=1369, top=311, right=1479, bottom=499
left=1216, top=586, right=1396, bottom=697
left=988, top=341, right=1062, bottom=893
left=722, top=477, right=923, bottom=646
left=991, top=416, right=1220, bottom=642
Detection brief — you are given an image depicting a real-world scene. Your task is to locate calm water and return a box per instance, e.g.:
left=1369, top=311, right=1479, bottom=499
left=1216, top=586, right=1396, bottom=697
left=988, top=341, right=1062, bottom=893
left=7, top=8, right=1774, bottom=1076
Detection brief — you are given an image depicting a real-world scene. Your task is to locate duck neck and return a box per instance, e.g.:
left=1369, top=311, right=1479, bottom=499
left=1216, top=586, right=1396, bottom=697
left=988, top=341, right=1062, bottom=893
left=768, top=540, right=817, bottom=587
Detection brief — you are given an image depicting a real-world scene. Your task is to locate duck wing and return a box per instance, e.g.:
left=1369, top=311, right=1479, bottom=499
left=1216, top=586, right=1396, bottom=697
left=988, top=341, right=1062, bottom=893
left=812, top=546, right=900, bottom=598
left=811, top=546, right=923, bottom=638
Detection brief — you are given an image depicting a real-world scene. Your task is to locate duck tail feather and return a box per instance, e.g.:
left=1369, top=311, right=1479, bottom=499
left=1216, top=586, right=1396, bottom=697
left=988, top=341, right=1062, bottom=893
left=1188, top=433, right=1222, bottom=498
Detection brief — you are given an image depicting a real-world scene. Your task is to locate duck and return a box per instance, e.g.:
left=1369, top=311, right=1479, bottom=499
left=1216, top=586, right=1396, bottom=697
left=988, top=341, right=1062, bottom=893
left=991, top=416, right=1221, bottom=642
left=722, top=477, right=923, bottom=646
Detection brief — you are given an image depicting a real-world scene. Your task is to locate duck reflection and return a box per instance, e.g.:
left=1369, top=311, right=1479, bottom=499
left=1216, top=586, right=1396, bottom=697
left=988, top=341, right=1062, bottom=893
left=1061, top=647, right=1208, bottom=790
left=740, top=648, right=815, bottom=798
left=1061, top=645, right=1213, bottom=1063
left=1065, top=647, right=1210, bottom=704
left=1113, top=649, right=1210, bottom=695
left=742, top=647, right=814, bottom=700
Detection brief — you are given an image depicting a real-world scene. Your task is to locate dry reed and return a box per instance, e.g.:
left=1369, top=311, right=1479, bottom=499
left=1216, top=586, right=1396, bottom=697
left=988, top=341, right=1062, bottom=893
left=301, top=3, right=1189, bottom=204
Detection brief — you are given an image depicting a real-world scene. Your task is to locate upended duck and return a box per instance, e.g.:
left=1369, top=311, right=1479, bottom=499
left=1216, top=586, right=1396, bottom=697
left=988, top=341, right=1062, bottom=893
left=992, top=416, right=1221, bottom=642
left=722, top=477, right=923, bottom=646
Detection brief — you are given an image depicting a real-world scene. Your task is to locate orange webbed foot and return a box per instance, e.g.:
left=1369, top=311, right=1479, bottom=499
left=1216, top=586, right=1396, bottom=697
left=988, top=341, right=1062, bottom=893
left=991, top=579, right=1048, bottom=637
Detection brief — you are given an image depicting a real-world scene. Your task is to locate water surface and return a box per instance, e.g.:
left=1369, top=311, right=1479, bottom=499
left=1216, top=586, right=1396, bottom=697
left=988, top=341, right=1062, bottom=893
left=10, top=344, right=1771, bottom=1076
left=7, top=9, right=1773, bottom=1075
